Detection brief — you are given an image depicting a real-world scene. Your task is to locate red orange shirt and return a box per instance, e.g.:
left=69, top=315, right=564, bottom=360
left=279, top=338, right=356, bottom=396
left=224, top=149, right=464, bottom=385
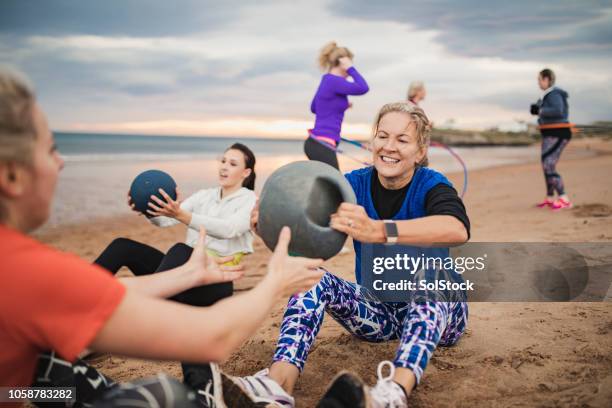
left=0, top=224, right=125, bottom=390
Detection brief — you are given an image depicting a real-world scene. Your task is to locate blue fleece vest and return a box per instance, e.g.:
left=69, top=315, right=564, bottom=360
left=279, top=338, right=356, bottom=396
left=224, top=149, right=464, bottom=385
left=344, top=166, right=451, bottom=283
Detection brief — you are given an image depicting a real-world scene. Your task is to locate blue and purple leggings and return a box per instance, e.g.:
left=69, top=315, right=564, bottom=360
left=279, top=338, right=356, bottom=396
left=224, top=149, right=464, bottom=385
left=541, top=131, right=571, bottom=196
left=273, top=271, right=468, bottom=384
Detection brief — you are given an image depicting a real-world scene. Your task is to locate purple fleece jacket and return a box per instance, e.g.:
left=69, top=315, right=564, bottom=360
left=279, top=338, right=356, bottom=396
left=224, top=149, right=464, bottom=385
left=310, top=67, right=369, bottom=142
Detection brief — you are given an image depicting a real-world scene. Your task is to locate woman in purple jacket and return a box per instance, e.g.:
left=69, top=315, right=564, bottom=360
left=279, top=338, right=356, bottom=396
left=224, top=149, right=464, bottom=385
left=304, top=42, right=370, bottom=169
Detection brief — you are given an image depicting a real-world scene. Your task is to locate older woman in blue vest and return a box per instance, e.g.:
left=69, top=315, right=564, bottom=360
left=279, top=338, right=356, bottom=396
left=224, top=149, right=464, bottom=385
left=219, top=102, right=470, bottom=408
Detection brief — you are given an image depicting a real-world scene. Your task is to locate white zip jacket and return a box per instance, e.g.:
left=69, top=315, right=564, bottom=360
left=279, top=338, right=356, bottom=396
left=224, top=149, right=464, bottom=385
left=149, top=187, right=256, bottom=256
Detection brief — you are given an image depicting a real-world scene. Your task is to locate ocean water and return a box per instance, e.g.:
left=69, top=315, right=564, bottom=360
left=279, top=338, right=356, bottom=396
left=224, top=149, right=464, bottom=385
left=46, top=132, right=540, bottom=228
left=55, top=132, right=310, bottom=162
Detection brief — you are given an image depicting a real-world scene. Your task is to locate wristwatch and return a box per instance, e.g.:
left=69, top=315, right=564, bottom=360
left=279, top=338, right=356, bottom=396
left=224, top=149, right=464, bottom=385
left=383, top=220, right=398, bottom=244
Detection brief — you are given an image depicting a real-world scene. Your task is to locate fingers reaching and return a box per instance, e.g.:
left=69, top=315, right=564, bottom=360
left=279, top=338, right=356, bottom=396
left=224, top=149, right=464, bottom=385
left=158, top=188, right=173, bottom=203
left=214, top=255, right=235, bottom=265
left=149, top=194, right=167, bottom=207
left=219, top=270, right=245, bottom=283
left=147, top=201, right=163, bottom=212
left=197, top=226, right=207, bottom=248
left=273, top=226, right=291, bottom=256
left=218, top=263, right=245, bottom=272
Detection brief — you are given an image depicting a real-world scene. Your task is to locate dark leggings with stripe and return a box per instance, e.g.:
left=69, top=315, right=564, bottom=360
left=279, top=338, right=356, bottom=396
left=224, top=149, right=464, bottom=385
left=541, top=128, right=571, bottom=196
left=304, top=136, right=339, bottom=170
left=32, top=351, right=214, bottom=407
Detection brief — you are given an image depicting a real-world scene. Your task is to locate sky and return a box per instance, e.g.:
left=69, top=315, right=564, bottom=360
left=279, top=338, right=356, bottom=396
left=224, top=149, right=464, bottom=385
left=1, top=0, right=611, bottom=138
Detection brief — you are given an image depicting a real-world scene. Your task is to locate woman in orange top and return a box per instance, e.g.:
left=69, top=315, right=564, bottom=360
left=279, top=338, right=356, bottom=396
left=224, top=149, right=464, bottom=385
left=0, top=68, right=324, bottom=407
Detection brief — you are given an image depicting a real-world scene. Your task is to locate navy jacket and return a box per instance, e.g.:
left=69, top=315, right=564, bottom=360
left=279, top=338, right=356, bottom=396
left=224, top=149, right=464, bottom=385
left=537, top=87, right=569, bottom=125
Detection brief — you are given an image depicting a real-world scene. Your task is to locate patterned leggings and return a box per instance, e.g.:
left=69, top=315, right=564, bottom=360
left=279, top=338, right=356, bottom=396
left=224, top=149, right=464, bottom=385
left=31, top=351, right=207, bottom=407
left=273, top=271, right=468, bottom=384
left=541, top=133, right=570, bottom=196
left=31, top=351, right=231, bottom=407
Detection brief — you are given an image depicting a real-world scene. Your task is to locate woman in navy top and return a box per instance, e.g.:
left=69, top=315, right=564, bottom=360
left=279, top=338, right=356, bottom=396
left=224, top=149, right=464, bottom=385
left=530, top=68, right=573, bottom=210
left=304, top=42, right=369, bottom=169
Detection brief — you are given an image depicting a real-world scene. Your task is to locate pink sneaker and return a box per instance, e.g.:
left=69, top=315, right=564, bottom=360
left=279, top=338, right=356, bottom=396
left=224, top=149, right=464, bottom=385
left=552, top=198, right=572, bottom=210
left=536, top=198, right=554, bottom=208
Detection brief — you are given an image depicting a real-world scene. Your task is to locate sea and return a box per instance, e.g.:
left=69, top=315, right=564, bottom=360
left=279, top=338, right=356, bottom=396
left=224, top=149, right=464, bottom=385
left=48, top=132, right=540, bottom=227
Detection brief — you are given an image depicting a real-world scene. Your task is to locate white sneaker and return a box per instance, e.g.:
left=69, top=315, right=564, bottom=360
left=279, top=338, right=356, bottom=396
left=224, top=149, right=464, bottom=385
left=232, top=368, right=295, bottom=408
left=368, top=361, right=408, bottom=408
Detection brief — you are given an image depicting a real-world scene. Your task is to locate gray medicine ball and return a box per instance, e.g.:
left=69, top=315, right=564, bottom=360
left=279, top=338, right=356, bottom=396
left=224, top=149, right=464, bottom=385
left=258, top=161, right=356, bottom=259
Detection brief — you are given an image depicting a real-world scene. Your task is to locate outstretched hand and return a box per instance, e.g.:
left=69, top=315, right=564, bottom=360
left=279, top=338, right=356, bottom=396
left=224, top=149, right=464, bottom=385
left=147, top=187, right=182, bottom=218
left=185, top=227, right=245, bottom=286
left=265, top=226, right=325, bottom=297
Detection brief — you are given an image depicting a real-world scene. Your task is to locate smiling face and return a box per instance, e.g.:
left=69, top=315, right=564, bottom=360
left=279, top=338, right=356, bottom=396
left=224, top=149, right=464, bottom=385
left=372, top=111, right=426, bottom=189
left=218, top=148, right=251, bottom=189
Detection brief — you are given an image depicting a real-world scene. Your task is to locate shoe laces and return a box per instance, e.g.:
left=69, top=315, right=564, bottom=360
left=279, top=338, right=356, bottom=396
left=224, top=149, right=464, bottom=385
left=237, top=368, right=294, bottom=407
left=370, top=361, right=407, bottom=408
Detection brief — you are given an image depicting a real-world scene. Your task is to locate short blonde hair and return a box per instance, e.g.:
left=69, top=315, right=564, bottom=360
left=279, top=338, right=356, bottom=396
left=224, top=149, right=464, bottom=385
left=0, top=67, right=37, bottom=166
left=407, top=81, right=425, bottom=100
left=372, top=101, right=432, bottom=167
left=318, top=41, right=354, bottom=71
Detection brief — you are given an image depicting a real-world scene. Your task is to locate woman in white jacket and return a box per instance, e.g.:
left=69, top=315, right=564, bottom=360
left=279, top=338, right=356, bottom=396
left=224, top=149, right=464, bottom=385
left=94, top=142, right=257, bottom=308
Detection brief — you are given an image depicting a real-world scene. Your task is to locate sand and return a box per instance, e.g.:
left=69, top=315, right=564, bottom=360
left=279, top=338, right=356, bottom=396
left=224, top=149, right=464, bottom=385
left=34, top=138, right=612, bottom=407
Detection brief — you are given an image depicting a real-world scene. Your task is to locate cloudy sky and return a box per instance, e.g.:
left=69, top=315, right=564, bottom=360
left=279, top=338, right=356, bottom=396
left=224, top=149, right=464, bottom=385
left=1, top=0, right=611, bottom=137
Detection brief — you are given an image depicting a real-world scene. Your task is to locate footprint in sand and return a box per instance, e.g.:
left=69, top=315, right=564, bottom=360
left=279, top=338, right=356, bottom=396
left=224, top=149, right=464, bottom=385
left=572, top=203, right=612, bottom=218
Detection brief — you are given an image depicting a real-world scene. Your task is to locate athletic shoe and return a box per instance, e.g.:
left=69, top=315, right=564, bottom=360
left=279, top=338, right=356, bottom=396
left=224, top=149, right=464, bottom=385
left=317, top=361, right=408, bottom=408
left=536, top=198, right=554, bottom=208
left=231, top=368, right=295, bottom=407
left=317, top=371, right=368, bottom=408
left=182, top=362, right=226, bottom=407
left=182, top=362, right=270, bottom=408
left=551, top=198, right=573, bottom=210
left=368, top=361, right=408, bottom=408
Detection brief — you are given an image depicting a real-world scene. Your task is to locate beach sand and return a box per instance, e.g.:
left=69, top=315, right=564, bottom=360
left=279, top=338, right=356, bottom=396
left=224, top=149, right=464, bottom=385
left=35, top=138, right=612, bottom=407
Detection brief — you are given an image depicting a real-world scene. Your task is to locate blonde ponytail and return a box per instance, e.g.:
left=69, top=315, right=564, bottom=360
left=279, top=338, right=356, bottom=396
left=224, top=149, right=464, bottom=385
left=318, top=41, right=354, bottom=71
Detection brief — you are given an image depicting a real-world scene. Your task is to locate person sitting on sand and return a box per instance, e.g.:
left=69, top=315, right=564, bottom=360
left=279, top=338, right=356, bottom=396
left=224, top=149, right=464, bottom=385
left=530, top=68, right=573, bottom=210
left=207, top=101, right=470, bottom=408
left=94, top=142, right=257, bottom=308
left=0, top=67, right=325, bottom=407
left=304, top=41, right=369, bottom=170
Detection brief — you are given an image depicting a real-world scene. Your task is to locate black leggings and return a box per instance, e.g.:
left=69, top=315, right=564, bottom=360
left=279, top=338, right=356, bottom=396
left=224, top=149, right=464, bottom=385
left=304, top=136, right=339, bottom=170
left=94, top=238, right=232, bottom=306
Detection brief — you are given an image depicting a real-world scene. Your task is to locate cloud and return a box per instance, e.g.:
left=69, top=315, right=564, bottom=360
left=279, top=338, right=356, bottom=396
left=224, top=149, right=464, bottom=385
left=0, top=0, right=241, bottom=37
left=0, top=0, right=610, bottom=134
left=329, top=0, right=612, bottom=61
